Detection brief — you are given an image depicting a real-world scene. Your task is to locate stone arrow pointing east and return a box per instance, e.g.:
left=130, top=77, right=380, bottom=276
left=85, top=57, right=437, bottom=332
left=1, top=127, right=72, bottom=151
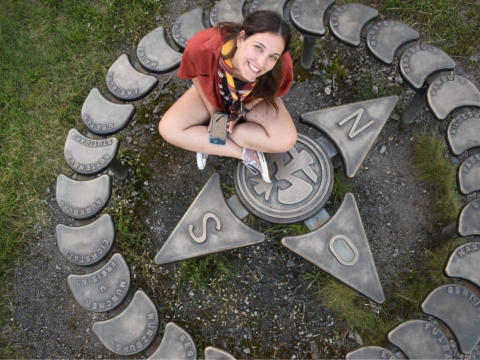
left=300, top=95, right=398, bottom=178
left=282, top=193, right=385, bottom=303
left=154, top=172, right=265, bottom=265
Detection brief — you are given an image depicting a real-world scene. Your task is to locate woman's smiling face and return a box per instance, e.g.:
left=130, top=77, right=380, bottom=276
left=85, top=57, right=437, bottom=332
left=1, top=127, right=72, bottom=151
left=231, top=31, right=285, bottom=82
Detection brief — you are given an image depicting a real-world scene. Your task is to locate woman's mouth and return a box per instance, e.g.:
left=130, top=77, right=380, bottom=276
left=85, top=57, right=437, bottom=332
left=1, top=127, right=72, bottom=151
left=248, top=62, right=260, bottom=74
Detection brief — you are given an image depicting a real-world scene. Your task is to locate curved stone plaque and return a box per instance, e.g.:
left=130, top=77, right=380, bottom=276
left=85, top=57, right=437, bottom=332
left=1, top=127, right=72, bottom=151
left=346, top=346, right=398, bottom=360
left=155, top=173, right=265, bottom=265
left=446, top=110, right=480, bottom=155
left=172, top=8, right=206, bottom=49
left=290, top=0, right=335, bottom=37
left=421, top=284, right=480, bottom=354
left=56, top=214, right=115, bottom=266
left=56, top=174, right=112, bottom=220
left=210, top=0, right=246, bottom=27
left=400, top=44, right=455, bottom=89
left=137, top=27, right=182, bottom=73
left=147, top=323, right=196, bottom=359
left=458, top=199, right=480, bottom=236
left=205, top=346, right=236, bottom=360
left=329, top=4, right=378, bottom=46
left=67, top=253, right=130, bottom=313
left=366, top=20, right=419, bottom=64
left=234, top=134, right=333, bottom=223
left=81, top=88, right=136, bottom=136
left=445, top=242, right=480, bottom=289
left=458, top=153, right=480, bottom=195
left=106, top=54, right=158, bottom=101
left=388, top=320, right=452, bottom=359
left=427, top=75, right=480, bottom=120
left=64, top=129, right=119, bottom=176
left=93, top=290, right=158, bottom=355
left=249, top=0, right=289, bottom=19
left=300, top=96, right=398, bottom=178
left=282, top=193, right=385, bottom=303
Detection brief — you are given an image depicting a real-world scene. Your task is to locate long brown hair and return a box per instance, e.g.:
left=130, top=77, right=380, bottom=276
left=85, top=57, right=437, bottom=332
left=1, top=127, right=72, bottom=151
left=217, top=10, right=291, bottom=112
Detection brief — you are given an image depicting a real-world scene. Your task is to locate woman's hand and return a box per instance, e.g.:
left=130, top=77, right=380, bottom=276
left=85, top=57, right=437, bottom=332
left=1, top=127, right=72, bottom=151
left=227, top=117, right=240, bottom=133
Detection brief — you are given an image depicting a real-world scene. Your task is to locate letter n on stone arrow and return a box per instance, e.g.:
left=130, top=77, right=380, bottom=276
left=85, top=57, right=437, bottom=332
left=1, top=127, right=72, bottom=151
left=300, top=96, right=398, bottom=178
left=154, top=172, right=265, bottom=265
left=282, top=193, right=385, bottom=303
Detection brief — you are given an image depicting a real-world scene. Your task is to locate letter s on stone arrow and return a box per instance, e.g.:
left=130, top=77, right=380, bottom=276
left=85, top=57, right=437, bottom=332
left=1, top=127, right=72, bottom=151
left=188, top=213, right=221, bottom=243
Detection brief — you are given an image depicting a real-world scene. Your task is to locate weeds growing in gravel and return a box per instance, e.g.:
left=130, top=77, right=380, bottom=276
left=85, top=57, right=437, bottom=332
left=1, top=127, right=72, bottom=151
left=177, top=253, right=233, bottom=290
left=412, top=133, right=464, bottom=222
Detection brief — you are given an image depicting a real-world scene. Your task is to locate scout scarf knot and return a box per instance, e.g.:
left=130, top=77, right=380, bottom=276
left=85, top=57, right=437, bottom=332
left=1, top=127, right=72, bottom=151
left=217, top=40, right=257, bottom=120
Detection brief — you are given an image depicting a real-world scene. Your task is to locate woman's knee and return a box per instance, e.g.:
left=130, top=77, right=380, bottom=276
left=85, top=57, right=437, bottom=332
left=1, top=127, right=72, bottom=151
left=274, top=128, right=297, bottom=152
left=158, top=115, right=178, bottom=144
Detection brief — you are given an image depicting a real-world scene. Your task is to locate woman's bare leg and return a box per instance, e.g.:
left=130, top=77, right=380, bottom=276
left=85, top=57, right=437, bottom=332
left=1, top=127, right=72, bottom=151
left=228, top=96, right=297, bottom=153
left=158, top=84, right=244, bottom=159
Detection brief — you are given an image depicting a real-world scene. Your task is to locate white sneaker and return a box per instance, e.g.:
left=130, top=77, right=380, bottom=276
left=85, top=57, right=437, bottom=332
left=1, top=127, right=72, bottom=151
left=197, top=152, right=208, bottom=170
left=242, top=148, right=271, bottom=183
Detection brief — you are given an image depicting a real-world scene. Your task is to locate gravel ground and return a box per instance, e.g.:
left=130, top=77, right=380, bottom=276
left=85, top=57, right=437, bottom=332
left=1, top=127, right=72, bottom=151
left=3, top=0, right=480, bottom=358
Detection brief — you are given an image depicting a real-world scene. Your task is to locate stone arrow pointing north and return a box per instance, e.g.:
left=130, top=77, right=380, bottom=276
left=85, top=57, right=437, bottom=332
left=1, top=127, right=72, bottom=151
left=300, top=96, right=398, bottom=178
left=282, top=193, right=385, bottom=303
left=154, top=172, right=265, bottom=265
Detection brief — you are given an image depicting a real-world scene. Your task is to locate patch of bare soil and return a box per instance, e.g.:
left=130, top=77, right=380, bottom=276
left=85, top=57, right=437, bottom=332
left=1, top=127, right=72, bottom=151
left=3, top=1, right=480, bottom=358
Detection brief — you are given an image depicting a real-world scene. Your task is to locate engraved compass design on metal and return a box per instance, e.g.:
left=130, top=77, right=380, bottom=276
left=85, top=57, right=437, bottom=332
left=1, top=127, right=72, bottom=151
left=234, top=134, right=333, bottom=223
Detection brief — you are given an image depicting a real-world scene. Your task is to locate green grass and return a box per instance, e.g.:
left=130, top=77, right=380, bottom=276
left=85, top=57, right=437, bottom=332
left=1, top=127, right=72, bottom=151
left=335, top=0, right=480, bottom=57
left=331, top=170, right=353, bottom=207
left=412, top=133, right=464, bottom=222
left=177, top=253, right=234, bottom=290
left=354, top=75, right=402, bottom=102
left=0, top=0, right=165, bottom=353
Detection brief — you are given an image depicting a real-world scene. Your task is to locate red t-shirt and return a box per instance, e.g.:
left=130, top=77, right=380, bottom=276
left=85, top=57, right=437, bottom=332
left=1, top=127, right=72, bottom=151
left=178, top=27, right=294, bottom=111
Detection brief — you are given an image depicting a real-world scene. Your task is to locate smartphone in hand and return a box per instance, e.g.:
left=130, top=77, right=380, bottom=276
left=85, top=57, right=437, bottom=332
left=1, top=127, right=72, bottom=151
left=209, top=112, right=229, bottom=146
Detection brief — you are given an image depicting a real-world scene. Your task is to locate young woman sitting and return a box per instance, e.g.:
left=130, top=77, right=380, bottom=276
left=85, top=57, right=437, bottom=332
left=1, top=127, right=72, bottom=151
left=158, top=10, right=297, bottom=183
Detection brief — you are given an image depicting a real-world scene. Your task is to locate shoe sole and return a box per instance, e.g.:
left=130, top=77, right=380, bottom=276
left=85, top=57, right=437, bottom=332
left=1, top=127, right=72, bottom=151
left=197, top=152, right=206, bottom=170
left=256, top=151, right=271, bottom=183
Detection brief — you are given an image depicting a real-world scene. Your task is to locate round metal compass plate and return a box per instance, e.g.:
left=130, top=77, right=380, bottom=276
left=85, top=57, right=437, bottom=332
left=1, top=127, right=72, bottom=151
left=234, top=134, right=333, bottom=223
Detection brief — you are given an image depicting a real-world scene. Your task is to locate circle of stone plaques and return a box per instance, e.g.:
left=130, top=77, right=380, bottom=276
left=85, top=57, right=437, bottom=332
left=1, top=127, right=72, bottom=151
left=234, top=134, right=333, bottom=223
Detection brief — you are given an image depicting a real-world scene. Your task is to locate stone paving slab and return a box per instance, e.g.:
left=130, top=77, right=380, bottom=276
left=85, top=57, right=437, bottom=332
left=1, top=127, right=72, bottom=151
left=205, top=346, right=236, bottom=360
left=300, top=96, right=398, bottom=178
left=137, top=27, right=183, bottom=73
left=93, top=290, right=158, bottom=355
left=346, top=345, right=398, bottom=360
left=458, top=198, right=480, bottom=236
left=366, top=20, right=419, bottom=64
left=56, top=214, right=115, bottom=266
left=282, top=193, right=385, bottom=303
left=64, top=129, right=119, bottom=176
left=56, top=174, right=112, bottom=220
left=290, top=0, right=335, bottom=37
left=458, top=153, right=480, bottom=195
left=445, top=242, right=480, bottom=289
left=106, top=54, right=158, bottom=101
left=172, top=8, right=206, bottom=49
left=154, top=172, right=265, bottom=265
left=427, top=75, right=480, bottom=120
left=447, top=110, right=480, bottom=155
left=387, top=320, right=452, bottom=359
left=249, top=0, right=289, bottom=19
left=147, top=322, right=196, bottom=359
left=399, top=44, right=455, bottom=89
left=421, top=284, right=480, bottom=354
left=329, top=4, right=378, bottom=47
left=67, top=253, right=130, bottom=313
left=234, top=134, right=333, bottom=223
left=82, top=88, right=136, bottom=136
left=210, top=0, right=246, bottom=26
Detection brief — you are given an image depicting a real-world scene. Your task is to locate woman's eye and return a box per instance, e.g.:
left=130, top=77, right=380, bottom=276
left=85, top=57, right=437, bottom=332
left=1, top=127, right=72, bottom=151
left=255, top=45, right=262, bottom=51
left=270, top=55, right=278, bottom=61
